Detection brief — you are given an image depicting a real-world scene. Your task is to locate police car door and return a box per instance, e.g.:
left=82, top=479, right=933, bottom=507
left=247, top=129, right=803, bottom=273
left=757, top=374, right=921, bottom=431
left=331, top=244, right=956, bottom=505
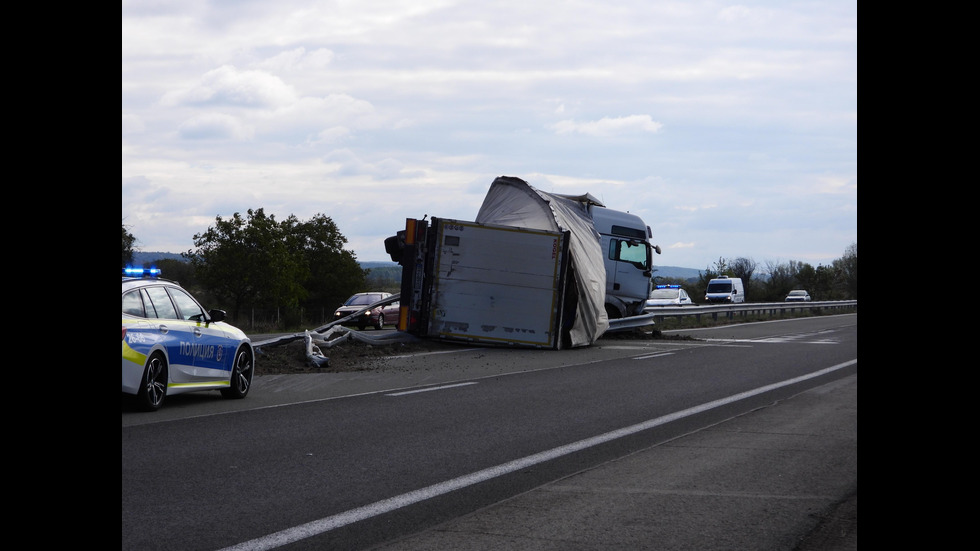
left=142, top=285, right=199, bottom=383
left=166, top=286, right=232, bottom=381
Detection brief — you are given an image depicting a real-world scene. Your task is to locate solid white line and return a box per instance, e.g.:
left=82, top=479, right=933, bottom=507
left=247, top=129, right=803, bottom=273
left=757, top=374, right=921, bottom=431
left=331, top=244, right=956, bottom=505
left=385, top=382, right=478, bottom=396
left=700, top=338, right=836, bottom=344
left=217, top=359, right=857, bottom=551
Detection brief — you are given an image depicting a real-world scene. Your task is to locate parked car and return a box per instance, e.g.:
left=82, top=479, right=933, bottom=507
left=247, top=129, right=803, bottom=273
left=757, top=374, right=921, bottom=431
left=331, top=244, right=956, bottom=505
left=122, top=268, right=254, bottom=411
left=333, top=292, right=399, bottom=330
left=645, top=285, right=694, bottom=308
left=785, top=290, right=812, bottom=302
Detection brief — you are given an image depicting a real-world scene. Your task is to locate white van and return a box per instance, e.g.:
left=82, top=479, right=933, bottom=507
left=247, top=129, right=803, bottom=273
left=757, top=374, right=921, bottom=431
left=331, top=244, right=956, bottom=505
left=704, top=276, right=745, bottom=304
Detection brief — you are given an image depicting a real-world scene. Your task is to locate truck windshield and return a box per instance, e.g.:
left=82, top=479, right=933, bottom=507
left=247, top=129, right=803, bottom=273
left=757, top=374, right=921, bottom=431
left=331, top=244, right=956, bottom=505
left=706, top=282, right=732, bottom=293
left=609, top=239, right=650, bottom=270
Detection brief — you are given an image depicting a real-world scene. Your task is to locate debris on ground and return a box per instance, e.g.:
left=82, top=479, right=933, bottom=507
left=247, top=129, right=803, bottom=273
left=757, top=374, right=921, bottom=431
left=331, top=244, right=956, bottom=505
left=253, top=325, right=683, bottom=375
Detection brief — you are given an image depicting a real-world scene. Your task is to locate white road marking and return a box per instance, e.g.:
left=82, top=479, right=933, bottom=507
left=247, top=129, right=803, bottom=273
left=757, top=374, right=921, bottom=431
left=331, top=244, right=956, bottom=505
left=634, top=352, right=675, bottom=360
left=701, top=337, right=837, bottom=344
left=385, top=382, right=478, bottom=396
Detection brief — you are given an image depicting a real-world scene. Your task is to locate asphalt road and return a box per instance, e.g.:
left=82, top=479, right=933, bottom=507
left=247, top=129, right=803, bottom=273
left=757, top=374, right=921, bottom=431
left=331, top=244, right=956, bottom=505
left=122, top=314, right=857, bottom=550
left=373, top=375, right=857, bottom=551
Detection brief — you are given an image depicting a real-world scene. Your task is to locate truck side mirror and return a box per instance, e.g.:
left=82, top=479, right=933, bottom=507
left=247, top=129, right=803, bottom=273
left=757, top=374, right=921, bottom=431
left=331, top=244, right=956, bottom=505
left=384, top=231, right=407, bottom=264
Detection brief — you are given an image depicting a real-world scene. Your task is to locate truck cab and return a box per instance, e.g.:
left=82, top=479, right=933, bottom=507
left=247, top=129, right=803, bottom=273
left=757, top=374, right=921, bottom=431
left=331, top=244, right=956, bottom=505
left=588, top=206, right=658, bottom=318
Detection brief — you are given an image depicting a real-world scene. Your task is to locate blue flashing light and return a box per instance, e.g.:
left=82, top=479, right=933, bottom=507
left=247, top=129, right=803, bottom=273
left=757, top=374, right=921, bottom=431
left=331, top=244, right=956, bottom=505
left=655, top=284, right=682, bottom=289
left=123, top=267, right=162, bottom=278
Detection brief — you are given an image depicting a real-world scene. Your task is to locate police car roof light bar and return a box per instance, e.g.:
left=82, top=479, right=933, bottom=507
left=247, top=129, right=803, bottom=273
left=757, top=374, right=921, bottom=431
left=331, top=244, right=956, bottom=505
left=123, top=267, right=161, bottom=278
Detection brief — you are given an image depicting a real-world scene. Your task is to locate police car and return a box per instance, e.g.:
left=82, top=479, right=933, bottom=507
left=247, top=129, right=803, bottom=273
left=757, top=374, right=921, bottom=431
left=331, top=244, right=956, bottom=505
left=122, top=268, right=254, bottom=411
left=785, top=289, right=812, bottom=302
left=644, top=284, right=694, bottom=309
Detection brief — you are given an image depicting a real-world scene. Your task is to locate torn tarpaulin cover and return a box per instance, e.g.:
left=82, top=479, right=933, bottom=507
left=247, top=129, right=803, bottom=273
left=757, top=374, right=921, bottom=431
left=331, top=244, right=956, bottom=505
left=475, top=176, right=609, bottom=347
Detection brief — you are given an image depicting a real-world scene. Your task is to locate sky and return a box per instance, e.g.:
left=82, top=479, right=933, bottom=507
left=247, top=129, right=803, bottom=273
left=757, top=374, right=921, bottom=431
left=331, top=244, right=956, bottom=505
left=122, top=0, right=857, bottom=272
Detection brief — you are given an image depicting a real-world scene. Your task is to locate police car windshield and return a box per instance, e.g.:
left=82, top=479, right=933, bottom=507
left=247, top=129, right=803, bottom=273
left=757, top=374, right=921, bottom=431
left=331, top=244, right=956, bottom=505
left=650, top=289, right=679, bottom=299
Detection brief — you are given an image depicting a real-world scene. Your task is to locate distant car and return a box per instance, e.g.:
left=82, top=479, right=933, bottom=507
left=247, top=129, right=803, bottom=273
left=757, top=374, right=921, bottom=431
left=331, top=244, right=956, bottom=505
left=785, top=290, right=812, bottom=302
left=333, top=292, right=399, bottom=330
left=645, top=285, right=694, bottom=308
left=122, top=268, right=254, bottom=411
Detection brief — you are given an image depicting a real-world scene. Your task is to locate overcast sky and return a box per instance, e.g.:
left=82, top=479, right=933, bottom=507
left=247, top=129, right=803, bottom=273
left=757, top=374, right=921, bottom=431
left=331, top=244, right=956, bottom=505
left=122, top=0, right=856, bottom=271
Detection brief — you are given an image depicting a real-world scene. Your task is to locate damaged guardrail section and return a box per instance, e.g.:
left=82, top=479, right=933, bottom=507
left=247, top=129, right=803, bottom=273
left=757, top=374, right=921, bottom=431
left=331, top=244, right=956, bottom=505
left=251, top=294, right=422, bottom=367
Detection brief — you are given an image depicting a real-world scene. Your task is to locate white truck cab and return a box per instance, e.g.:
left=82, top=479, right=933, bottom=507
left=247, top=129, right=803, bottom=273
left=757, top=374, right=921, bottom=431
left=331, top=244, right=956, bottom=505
left=704, top=276, right=745, bottom=303
left=588, top=206, right=660, bottom=318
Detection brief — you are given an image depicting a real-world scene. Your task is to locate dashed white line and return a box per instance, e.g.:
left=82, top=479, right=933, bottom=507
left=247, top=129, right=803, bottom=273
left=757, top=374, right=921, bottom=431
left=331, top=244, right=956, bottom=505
left=385, top=382, right=478, bottom=396
left=634, top=352, right=675, bottom=360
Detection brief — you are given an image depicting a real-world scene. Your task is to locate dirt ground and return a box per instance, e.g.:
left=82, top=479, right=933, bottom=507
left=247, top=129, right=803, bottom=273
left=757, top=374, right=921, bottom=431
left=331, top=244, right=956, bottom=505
left=253, top=335, right=448, bottom=374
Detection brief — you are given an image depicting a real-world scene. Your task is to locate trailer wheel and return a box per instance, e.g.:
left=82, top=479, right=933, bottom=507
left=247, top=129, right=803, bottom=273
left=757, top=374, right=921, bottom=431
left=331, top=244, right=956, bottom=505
left=605, top=304, right=622, bottom=319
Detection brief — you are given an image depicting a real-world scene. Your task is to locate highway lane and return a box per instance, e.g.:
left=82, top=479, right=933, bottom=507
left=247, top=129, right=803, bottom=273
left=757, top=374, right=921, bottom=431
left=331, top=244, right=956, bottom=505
left=121, top=314, right=856, bottom=550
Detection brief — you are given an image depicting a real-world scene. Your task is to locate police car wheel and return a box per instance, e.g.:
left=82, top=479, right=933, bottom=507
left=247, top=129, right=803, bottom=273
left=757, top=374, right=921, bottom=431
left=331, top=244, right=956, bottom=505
left=136, top=353, right=167, bottom=411
left=374, top=314, right=384, bottom=330
left=221, top=347, right=253, bottom=400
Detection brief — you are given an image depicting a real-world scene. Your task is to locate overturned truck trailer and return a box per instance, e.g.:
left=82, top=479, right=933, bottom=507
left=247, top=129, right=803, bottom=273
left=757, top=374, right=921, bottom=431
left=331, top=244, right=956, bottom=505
left=385, top=176, right=611, bottom=349
left=391, top=218, right=575, bottom=348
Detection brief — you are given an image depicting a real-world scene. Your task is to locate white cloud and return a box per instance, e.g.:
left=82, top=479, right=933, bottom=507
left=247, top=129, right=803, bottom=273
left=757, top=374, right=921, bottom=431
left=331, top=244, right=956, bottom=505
left=255, top=47, right=336, bottom=74
left=122, top=1, right=857, bottom=270
left=551, top=115, right=664, bottom=137
left=178, top=113, right=254, bottom=140
left=161, top=65, right=298, bottom=109
left=122, top=113, right=145, bottom=135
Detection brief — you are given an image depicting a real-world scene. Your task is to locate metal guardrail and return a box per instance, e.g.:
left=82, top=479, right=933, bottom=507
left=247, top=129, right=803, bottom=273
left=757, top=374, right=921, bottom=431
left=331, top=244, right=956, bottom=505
left=254, top=295, right=857, bottom=349
left=608, top=300, right=858, bottom=331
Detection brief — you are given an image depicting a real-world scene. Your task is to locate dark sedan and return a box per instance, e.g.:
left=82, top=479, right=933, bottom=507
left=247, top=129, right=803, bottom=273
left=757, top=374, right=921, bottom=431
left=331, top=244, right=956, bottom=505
left=333, top=292, right=399, bottom=330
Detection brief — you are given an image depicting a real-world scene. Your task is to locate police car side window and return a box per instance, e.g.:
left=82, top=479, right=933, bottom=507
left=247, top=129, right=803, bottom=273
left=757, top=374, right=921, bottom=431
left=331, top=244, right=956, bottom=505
left=144, top=286, right=179, bottom=320
left=139, top=289, right=155, bottom=317
left=122, top=290, right=145, bottom=317
left=169, top=288, right=205, bottom=321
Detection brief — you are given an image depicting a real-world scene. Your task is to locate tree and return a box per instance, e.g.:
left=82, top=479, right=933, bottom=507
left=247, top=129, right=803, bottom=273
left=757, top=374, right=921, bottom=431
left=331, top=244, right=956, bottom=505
left=676, top=242, right=857, bottom=304
left=691, top=259, right=724, bottom=302
left=729, top=257, right=757, bottom=299
left=763, top=259, right=796, bottom=301
left=290, top=213, right=366, bottom=322
left=184, top=208, right=370, bottom=328
left=833, top=242, right=857, bottom=299
left=186, top=208, right=306, bottom=320
left=154, top=258, right=197, bottom=289
left=122, top=222, right=136, bottom=269
left=795, top=263, right=818, bottom=296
